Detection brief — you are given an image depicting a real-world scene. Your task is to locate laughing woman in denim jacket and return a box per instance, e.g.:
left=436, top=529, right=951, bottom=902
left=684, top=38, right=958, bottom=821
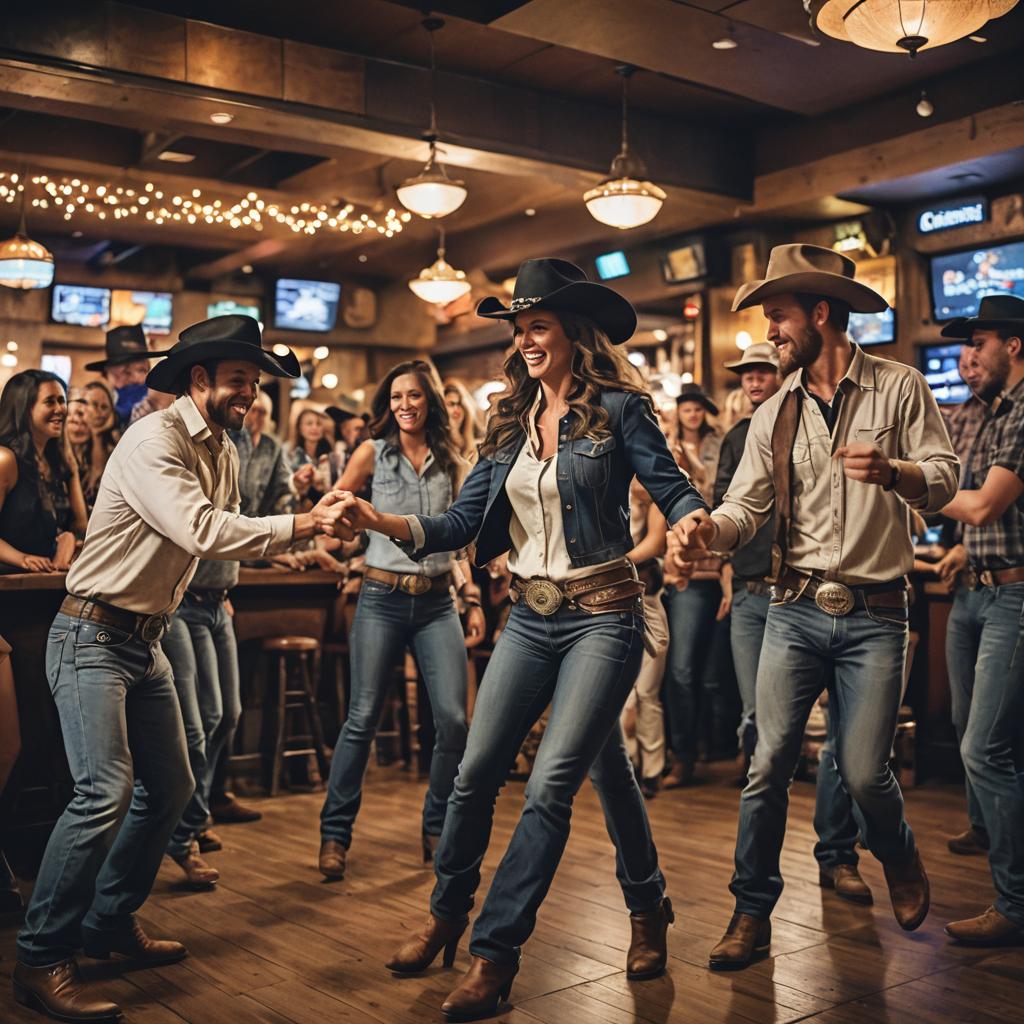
left=335, top=259, right=708, bottom=1021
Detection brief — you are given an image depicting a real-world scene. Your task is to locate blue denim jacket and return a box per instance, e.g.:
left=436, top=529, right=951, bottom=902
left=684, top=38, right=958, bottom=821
left=400, top=389, right=708, bottom=569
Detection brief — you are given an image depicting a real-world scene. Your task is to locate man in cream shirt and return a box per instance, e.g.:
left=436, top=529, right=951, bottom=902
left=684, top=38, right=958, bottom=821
left=14, top=315, right=352, bottom=1024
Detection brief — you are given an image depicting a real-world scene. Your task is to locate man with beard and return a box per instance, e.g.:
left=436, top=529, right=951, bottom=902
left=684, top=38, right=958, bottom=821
left=13, top=316, right=354, bottom=1023
left=674, top=244, right=958, bottom=969
left=936, top=294, right=1024, bottom=946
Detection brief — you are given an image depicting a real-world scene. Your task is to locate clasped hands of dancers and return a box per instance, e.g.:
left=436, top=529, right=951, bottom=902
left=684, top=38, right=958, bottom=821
left=13, top=247, right=1023, bottom=1024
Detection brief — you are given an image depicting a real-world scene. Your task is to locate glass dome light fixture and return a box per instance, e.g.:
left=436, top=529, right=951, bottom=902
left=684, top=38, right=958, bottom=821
left=408, top=228, right=471, bottom=305
left=584, top=65, right=666, bottom=230
left=0, top=210, right=54, bottom=289
left=395, top=17, right=468, bottom=220
left=808, top=0, right=1019, bottom=60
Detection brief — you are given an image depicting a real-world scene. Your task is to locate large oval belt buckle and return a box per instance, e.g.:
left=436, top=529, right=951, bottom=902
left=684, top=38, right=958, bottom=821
left=140, top=614, right=167, bottom=643
left=524, top=580, right=562, bottom=616
left=814, top=582, right=855, bottom=617
left=401, top=574, right=432, bottom=596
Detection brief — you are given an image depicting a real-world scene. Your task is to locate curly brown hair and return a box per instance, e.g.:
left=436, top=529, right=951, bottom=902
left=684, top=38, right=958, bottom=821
left=479, top=311, right=648, bottom=458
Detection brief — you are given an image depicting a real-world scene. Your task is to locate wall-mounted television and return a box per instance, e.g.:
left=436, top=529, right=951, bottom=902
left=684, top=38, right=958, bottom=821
left=208, top=299, right=261, bottom=321
left=110, top=289, right=173, bottom=335
left=51, top=284, right=111, bottom=327
left=918, top=342, right=970, bottom=406
left=849, top=308, right=895, bottom=347
left=929, top=240, right=1024, bottom=321
left=274, top=279, right=340, bottom=332
left=595, top=250, right=630, bottom=280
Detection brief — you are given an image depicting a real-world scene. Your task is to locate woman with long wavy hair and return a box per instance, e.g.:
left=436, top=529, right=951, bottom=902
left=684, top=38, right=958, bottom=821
left=443, top=378, right=481, bottom=461
left=335, top=259, right=707, bottom=1020
left=317, top=359, right=486, bottom=881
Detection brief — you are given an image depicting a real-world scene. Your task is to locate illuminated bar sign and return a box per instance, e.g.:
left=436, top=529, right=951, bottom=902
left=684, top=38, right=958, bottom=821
left=917, top=196, right=988, bottom=235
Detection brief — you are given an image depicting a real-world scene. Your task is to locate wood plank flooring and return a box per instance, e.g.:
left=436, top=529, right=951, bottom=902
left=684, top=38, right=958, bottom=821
left=2, top=763, right=1022, bottom=1023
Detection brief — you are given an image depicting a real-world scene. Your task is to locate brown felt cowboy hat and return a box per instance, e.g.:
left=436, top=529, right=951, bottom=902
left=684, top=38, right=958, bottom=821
left=732, top=244, right=888, bottom=314
left=85, top=323, right=153, bottom=372
left=940, top=294, right=1024, bottom=339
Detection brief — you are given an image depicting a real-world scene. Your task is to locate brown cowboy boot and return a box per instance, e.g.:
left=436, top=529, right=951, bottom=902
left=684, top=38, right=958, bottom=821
left=386, top=914, right=468, bottom=973
left=947, top=826, right=989, bottom=856
left=171, top=841, right=219, bottom=890
left=13, top=960, right=121, bottom=1022
left=82, top=915, right=187, bottom=966
left=197, top=827, right=223, bottom=853
left=883, top=850, right=929, bottom=931
left=626, top=897, right=675, bottom=980
left=440, top=955, right=518, bottom=1022
left=819, top=863, right=873, bottom=905
left=945, top=906, right=1024, bottom=946
left=708, top=913, right=771, bottom=971
left=319, top=840, right=347, bottom=881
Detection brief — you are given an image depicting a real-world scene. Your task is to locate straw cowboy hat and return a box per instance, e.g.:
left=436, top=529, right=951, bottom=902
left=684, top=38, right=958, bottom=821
left=477, top=257, right=637, bottom=345
left=724, top=342, right=780, bottom=374
left=940, top=294, right=1024, bottom=339
left=732, top=244, right=888, bottom=314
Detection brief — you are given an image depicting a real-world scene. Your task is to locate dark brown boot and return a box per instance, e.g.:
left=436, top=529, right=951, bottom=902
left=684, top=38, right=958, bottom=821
left=82, top=915, right=187, bottom=966
left=883, top=850, right=929, bottom=931
left=945, top=906, right=1024, bottom=946
left=210, top=793, right=262, bottom=823
left=13, top=960, right=121, bottom=1022
left=441, top=955, right=518, bottom=1021
left=947, top=826, right=989, bottom=856
left=197, top=828, right=223, bottom=853
left=819, top=863, right=873, bottom=905
left=626, top=897, right=674, bottom=980
left=708, top=913, right=771, bottom=971
left=662, top=761, right=694, bottom=790
left=171, top=841, right=220, bottom=890
left=386, top=914, right=467, bottom=973
left=319, top=840, right=347, bottom=881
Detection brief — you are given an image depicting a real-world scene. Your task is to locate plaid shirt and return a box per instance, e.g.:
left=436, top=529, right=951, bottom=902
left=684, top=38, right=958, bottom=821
left=963, top=377, right=1024, bottom=569
left=229, top=429, right=295, bottom=517
left=941, top=394, right=988, bottom=476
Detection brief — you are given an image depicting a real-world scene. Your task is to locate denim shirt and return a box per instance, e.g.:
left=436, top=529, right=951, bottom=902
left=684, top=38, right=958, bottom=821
left=367, top=439, right=455, bottom=577
left=399, top=389, right=707, bottom=569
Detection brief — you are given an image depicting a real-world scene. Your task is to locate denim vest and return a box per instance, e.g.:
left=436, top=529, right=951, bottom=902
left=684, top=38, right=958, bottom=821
left=365, top=439, right=455, bottom=577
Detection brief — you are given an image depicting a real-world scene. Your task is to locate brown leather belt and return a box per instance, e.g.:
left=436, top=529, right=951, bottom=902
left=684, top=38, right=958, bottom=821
left=775, top=568, right=907, bottom=617
left=60, top=594, right=169, bottom=643
left=363, top=567, right=454, bottom=596
left=737, top=579, right=773, bottom=598
left=510, top=563, right=645, bottom=616
left=965, top=565, right=1024, bottom=590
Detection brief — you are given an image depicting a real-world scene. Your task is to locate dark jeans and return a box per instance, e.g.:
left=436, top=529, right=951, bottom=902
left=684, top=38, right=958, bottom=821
left=431, top=600, right=657, bottom=965
left=320, top=580, right=468, bottom=846
left=731, top=596, right=915, bottom=919
left=18, top=613, right=193, bottom=966
left=946, top=582, right=1024, bottom=927
left=161, top=596, right=241, bottom=858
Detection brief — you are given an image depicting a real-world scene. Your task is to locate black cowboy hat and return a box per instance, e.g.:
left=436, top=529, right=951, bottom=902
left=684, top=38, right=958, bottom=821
left=324, top=406, right=361, bottom=429
left=85, top=323, right=153, bottom=372
left=940, top=294, right=1024, bottom=339
left=146, top=314, right=300, bottom=393
left=476, top=257, right=637, bottom=345
left=675, top=382, right=719, bottom=416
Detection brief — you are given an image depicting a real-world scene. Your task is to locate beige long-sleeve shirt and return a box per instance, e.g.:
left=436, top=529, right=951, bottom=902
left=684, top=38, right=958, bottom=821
left=713, top=345, right=958, bottom=585
left=66, top=396, right=295, bottom=614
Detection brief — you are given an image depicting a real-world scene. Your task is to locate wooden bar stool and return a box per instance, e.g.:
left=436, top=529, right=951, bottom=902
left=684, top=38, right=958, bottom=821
left=262, top=636, right=330, bottom=796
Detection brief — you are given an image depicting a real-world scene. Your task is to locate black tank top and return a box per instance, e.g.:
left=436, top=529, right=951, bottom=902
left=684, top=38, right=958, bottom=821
left=0, top=447, right=71, bottom=573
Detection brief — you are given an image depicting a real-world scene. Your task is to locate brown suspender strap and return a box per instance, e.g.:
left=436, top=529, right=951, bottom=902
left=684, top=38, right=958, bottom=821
left=768, top=389, right=802, bottom=583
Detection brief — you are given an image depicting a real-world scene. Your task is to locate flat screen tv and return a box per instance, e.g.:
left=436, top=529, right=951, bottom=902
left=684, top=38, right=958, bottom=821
left=848, top=307, right=895, bottom=347
left=918, top=342, right=970, bottom=405
left=110, top=289, right=173, bottom=335
left=274, top=279, right=340, bottom=332
left=208, top=299, right=261, bottom=321
left=661, top=240, right=707, bottom=285
left=595, top=250, right=630, bottom=280
left=929, top=240, right=1024, bottom=321
left=51, top=284, right=111, bottom=328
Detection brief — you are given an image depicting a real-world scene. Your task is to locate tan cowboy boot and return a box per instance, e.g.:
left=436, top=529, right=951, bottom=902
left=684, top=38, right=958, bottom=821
left=13, top=960, right=121, bottom=1022
left=945, top=906, right=1024, bottom=946
left=318, top=840, right=347, bottom=881
left=441, top=955, right=518, bottom=1021
left=819, top=863, right=873, bottom=905
left=883, top=850, right=929, bottom=931
left=386, top=914, right=468, bottom=973
left=626, top=897, right=675, bottom=980
left=708, top=913, right=771, bottom=971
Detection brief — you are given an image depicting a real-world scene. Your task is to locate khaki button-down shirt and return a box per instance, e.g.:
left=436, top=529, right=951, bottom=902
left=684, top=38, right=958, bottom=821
left=66, top=396, right=295, bottom=614
left=714, top=346, right=958, bottom=585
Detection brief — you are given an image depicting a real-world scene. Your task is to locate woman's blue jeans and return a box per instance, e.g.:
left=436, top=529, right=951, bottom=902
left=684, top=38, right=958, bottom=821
left=320, top=580, right=468, bottom=847
left=430, top=600, right=660, bottom=965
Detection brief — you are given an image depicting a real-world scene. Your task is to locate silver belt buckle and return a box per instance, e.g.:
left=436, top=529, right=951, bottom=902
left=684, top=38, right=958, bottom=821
left=400, top=574, right=432, bottom=596
left=140, top=614, right=167, bottom=643
left=815, top=581, right=855, bottom=616
left=523, top=579, right=563, bottom=616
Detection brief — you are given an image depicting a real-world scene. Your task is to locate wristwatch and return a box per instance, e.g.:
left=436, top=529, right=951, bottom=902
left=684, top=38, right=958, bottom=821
left=882, top=459, right=901, bottom=492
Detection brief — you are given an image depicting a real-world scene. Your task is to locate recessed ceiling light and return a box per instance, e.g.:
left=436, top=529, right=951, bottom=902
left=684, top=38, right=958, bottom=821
left=712, top=23, right=738, bottom=49
left=524, top=208, right=536, bottom=217
left=71, top=230, right=83, bottom=239
left=157, top=150, right=195, bottom=163
left=969, top=35, right=987, bottom=43
left=241, top=264, right=253, bottom=274
left=209, top=111, right=234, bottom=125
left=358, top=254, right=368, bottom=263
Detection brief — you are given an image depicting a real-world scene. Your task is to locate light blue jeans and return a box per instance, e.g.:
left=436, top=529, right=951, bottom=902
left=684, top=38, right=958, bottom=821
left=946, top=582, right=1024, bottom=927
left=731, top=595, right=915, bottom=919
left=320, top=580, right=468, bottom=846
left=730, top=585, right=769, bottom=756
left=431, top=600, right=660, bottom=965
left=18, top=612, right=194, bottom=966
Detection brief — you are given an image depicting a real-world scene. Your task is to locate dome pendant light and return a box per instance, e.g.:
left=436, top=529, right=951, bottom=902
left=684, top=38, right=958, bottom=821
left=409, top=228, right=471, bottom=304
left=584, top=65, right=666, bottom=230
left=0, top=207, right=55, bottom=290
left=395, top=17, right=468, bottom=220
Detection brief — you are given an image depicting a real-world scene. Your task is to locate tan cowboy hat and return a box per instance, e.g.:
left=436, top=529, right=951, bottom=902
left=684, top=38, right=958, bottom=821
left=732, top=244, right=888, bottom=314
left=724, top=342, right=779, bottom=374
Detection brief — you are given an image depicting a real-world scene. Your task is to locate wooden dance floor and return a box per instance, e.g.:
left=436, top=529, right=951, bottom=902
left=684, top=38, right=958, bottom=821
left=2, top=764, right=1022, bottom=1023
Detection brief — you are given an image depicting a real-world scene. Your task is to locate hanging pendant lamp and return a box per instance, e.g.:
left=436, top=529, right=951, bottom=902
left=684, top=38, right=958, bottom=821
left=395, top=17, right=468, bottom=219
left=0, top=207, right=55, bottom=290
left=584, top=65, right=666, bottom=231
left=409, top=228, right=471, bottom=304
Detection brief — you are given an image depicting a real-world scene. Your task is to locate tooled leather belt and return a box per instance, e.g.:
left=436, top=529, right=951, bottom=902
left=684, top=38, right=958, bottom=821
left=510, top=563, right=645, bottom=616
left=60, top=594, right=169, bottom=643
left=964, top=565, right=1024, bottom=590
left=363, top=567, right=454, bottom=596
left=774, top=567, right=907, bottom=617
